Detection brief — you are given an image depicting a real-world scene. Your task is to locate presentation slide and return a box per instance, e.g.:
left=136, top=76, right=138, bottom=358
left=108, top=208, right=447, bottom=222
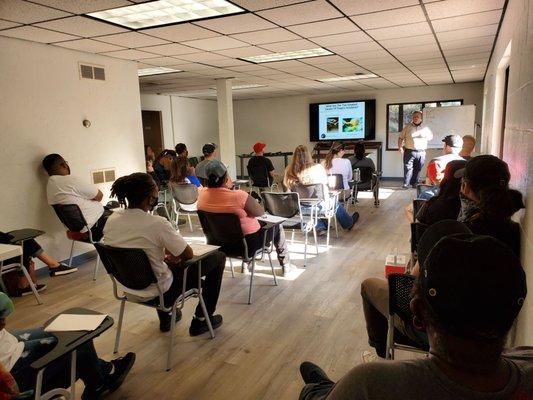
left=318, top=101, right=365, bottom=140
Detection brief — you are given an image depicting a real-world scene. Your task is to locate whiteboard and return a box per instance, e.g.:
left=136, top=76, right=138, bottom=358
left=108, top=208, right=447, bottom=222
left=422, top=105, right=476, bottom=148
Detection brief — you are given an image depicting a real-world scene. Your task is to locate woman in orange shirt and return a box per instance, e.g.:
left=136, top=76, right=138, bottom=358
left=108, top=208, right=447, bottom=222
left=197, top=160, right=288, bottom=266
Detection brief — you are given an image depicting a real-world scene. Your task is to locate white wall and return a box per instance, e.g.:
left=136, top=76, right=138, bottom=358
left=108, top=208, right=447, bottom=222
left=233, top=82, right=483, bottom=178
left=140, top=94, right=219, bottom=158
left=0, top=36, right=145, bottom=265
left=482, top=0, right=533, bottom=345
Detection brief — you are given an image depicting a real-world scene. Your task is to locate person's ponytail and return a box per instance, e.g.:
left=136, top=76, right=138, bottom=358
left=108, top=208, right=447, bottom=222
left=110, top=176, right=129, bottom=207
left=111, top=172, right=156, bottom=207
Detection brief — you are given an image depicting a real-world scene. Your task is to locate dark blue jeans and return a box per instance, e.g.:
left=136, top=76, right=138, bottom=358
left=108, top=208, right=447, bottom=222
left=403, top=149, right=426, bottom=186
left=11, top=328, right=111, bottom=394
left=302, top=202, right=353, bottom=231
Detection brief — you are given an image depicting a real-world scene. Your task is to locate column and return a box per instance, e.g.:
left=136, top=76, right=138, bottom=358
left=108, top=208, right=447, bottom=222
left=216, top=78, right=236, bottom=178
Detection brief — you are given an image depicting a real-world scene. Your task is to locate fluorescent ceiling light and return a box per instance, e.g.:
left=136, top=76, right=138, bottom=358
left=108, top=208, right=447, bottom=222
left=318, top=74, right=378, bottom=82
left=138, top=67, right=181, bottom=76
left=88, top=0, right=244, bottom=29
left=241, top=48, right=333, bottom=63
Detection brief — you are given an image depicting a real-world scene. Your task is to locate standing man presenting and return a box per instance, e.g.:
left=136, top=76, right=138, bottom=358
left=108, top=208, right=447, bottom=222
left=398, top=111, right=433, bottom=189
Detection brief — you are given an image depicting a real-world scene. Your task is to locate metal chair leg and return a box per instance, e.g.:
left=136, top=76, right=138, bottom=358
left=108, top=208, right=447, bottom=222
left=303, top=231, right=308, bottom=267
left=334, top=216, right=339, bottom=238
left=228, top=258, right=235, bottom=278
left=326, top=218, right=331, bottom=249
left=68, top=240, right=75, bottom=268
left=291, top=230, right=295, bottom=244
left=114, top=300, right=126, bottom=354
left=248, top=258, right=256, bottom=304
left=20, top=263, right=43, bottom=305
left=187, top=213, right=193, bottom=232
left=167, top=304, right=177, bottom=371
left=385, top=315, right=395, bottom=360
left=268, top=252, right=277, bottom=286
left=92, top=254, right=100, bottom=281
left=313, top=228, right=319, bottom=254
left=197, top=293, right=214, bottom=339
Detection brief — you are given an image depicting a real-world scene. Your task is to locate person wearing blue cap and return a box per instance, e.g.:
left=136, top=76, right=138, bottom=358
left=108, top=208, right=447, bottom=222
left=0, top=292, right=135, bottom=399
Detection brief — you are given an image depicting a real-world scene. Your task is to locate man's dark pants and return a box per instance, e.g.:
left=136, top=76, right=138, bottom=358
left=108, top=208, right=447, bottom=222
left=403, top=149, right=426, bottom=187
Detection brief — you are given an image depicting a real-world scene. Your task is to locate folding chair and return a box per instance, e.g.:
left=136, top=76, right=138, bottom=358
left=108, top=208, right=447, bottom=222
left=412, top=199, right=427, bottom=223
left=327, top=173, right=350, bottom=205
left=52, top=204, right=100, bottom=281
left=352, top=166, right=381, bottom=207
left=247, top=164, right=275, bottom=196
left=0, top=259, right=43, bottom=305
left=262, top=191, right=318, bottom=268
left=95, top=243, right=214, bottom=371
left=170, top=183, right=198, bottom=232
left=385, top=273, right=429, bottom=360
left=416, top=184, right=438, bottom=200
left=293, top=183, right=338, bottom=248
left=197, top=211, right=277, bottom=304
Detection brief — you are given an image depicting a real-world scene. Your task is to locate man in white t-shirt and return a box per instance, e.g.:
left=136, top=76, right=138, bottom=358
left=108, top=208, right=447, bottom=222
left=42, top=154, right=112, bottom=241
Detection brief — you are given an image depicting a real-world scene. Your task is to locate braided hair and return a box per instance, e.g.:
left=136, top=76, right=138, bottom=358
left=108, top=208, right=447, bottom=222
left=111, top=172, right=156, bottom=208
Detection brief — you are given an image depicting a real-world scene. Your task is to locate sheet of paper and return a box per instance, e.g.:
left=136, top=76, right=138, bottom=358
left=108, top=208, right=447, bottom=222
left=257, top=215, right=287, bottom=224
left=44, top=314, right=107, bottom=332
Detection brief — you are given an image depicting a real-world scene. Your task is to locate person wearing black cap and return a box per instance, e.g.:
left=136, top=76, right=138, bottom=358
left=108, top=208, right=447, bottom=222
left=425, top=134, right=464, bottom=186
left=456, top=155, right=524, bottom=257
left=298, top=222, right=532, bottom=400
left=175, top=143, right=188, bottom=157
left=195, top=143, right=217, bottom=182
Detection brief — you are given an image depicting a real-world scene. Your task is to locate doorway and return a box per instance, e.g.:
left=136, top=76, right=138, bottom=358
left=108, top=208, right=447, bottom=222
left=499, top=66, right=510, bottom=159
left=141, top=110, right=164, bottom=157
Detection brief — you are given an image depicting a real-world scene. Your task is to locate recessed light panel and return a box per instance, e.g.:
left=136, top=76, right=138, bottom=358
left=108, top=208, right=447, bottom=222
left=138, top=67, right=182, bottom=76
left=241, top=48, right=333, bottom=63
left=88, top=0, right=244, bottom=29
left=318, top=74, right=378, bottom=82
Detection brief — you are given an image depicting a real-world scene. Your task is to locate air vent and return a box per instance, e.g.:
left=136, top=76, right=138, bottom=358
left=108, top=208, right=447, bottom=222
left=92, top=168, right=116, bottom=184
left=79, top=63, right=106, bottom=81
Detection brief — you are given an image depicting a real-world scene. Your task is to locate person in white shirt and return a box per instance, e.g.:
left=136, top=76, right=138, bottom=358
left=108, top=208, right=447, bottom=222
left=0, top=292, right=135, bottom=399
left=323, top=142, right=352, bottom=199
left=103, top=172, right=226, bottom=335
left=42, top=154, right=112, bottom=241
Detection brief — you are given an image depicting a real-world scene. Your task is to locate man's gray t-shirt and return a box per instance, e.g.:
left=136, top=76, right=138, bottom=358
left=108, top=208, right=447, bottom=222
left=195, top=159, right=209, bottom=179
left=326, top=357, right=533, bottom=400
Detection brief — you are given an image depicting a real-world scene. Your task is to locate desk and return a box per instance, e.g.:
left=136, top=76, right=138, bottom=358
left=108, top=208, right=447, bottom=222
left=0, top=244, right=43, bottom=304
left=237, top=152, right=293, bottom=179
left=32, top=307, right=114, bottom=400
left=8, top=229, right=45, bottom=245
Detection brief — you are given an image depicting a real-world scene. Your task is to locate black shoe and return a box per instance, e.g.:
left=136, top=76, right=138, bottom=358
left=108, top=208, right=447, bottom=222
left=16, top=284, right=46, bottom=297
left=159, top=309, right=183, bottom=332
left=80, top=353, right=135, bottom=400
left=299, top=362, right=331, bottom=384
left=189, top=314, right=223, bottom=337
left=49, top=263, right=78, bottom=277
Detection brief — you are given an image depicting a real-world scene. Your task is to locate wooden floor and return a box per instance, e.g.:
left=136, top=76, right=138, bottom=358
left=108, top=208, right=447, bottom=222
left=10, top=182, right=412, bottom=400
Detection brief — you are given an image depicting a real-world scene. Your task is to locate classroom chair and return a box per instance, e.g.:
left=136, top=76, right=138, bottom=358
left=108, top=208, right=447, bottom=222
left=169, top=182, right=198, bottom=232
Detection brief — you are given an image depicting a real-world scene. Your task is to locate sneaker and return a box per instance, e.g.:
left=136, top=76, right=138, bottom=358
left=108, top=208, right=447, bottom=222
left=299, top=361, right=331, bottom=384
left=316, top=229, right=327, bottom=237
left=80, top=353, right=135, bottom=400
left=159, top=309, right=183, bottom=332
left=16, top=284, right=46, bottom=297
left=348, top=212, right=360, bottom=230
left=402, top=184, right=411, bottom=189
left=49, top=263, right=78, bottom=277
left=189, top=314, right=223, bottom=337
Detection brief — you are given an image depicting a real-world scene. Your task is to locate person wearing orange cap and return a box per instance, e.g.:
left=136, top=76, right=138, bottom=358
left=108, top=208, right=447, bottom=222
left=247, top=142, right=276, bottom=188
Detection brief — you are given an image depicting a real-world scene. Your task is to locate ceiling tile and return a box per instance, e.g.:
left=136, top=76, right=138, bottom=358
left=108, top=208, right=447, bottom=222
left=425, top=0, right=504, bottom=19
left=102, top=48, right=157, bottom=60
left=28, top=0, right=130, bottom=14
left=140, top=56, right=186, bottom=66
left=35, top=16, right=127, bottom=37
left=257, top=1, right=342, bottom=26
left=350, top=6, right=426, bottom=30
left=204, top=58, right=250, bottom=68
left=446, top=51, right=491, bottom=62
left=0, top=25, right=78, bottom=43
left=404, top=57, right=446, bottom=67
left=311, top=31, right=373, bottom=47
left=366, top=22, right=432, bottom=40
left=397, top=51, right=442, bottom=61
left=95, top=32, right=170, bottom=47
left=183, top=36, right=248, bottom=51
left=230, top=28, right=299, bottom=45
left=436, top=24, right=498, bottom=42
left=0, top=19, right=21, bottom=30
left=442, top=44, right=493, bottom=56
left=54, top=38, right=125, bottom=52
left=140, top=42, right=200, bottom=56
left=300, top=54, right=346, bottom=65
left=140, top=23, right=218, bottom=42
left=327, top=41, right=382, bottom=55
left=390, top=43, right=440, bottom=55
left=214, top=46, right=272, bottom=58
left=230, top=0, right=309, bottom=12
left=431, top=10, right=502, bottom=32
left=380, top=34, right=436, bottom=49
left=330, top=0, right=419, bottom=16
left=440, top=36, right=495, bottom=50
left=177, top=52, right=228, bottom=63
left=0, top=0, right=70, bottom=23
left=194, top=13, right=275, bottom=34
left=286, top=18, right=359, bottom=37
left=259, top=38, right=318, bottom=52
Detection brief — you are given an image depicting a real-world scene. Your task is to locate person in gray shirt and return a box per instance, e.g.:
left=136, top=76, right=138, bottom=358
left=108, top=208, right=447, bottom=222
left=299, top=225, right=532, bottom=400
left=195, top=143, right=217, bottom=181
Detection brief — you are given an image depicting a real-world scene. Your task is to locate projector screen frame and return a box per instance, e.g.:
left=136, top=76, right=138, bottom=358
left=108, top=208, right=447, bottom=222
left=309, top=99, right=376, bottom=142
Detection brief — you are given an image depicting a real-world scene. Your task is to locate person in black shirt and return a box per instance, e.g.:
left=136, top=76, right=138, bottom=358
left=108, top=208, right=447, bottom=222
left=247, top=142, right=275, bottom=188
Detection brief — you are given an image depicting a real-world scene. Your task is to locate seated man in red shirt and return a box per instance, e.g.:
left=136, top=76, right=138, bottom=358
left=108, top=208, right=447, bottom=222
left=426, top=135, right=464, bottom=186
